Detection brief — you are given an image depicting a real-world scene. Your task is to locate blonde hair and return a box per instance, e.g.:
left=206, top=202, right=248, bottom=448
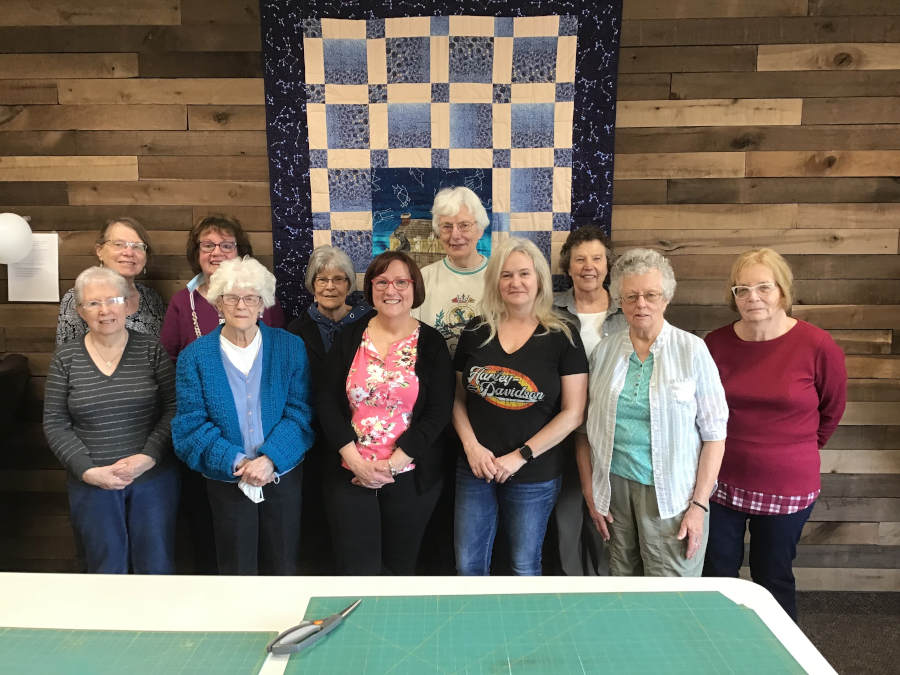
left=205, top=256, right=277, bottom=309
left=476, top=237, right=573, bottom=345
left=728, top=248, right=794, bottom=313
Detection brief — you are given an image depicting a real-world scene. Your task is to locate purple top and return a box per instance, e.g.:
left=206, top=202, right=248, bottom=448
left=160, top=285, right=286, bottom=362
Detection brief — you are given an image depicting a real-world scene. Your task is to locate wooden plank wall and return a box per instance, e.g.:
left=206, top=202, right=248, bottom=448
left=0, top=1, right=897, bottom=589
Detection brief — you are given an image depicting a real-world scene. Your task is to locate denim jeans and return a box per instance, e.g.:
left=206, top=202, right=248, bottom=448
left=703, top=501, right=814, bottom=621
left=454, top=459, right=561, bottom=576
left=67, top=462, right=180, bottom=574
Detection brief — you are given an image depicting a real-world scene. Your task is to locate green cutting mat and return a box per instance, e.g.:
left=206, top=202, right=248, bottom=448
left=0, top=627, right=275, bottom=674
left=288, top=593, right=806, bottom=674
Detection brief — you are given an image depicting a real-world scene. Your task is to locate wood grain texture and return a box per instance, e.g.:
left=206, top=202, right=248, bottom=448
left=614, top=152, right=746, bottom=180
left=622, top=0, right=806, bottom=21
left=611, top=179, right=669, bottom=204
left=621, top=17, right=900, bottom=47
left=667, top=305, right=900, bottom=331
left=0, top=25, right=260, bottom=52
left=0, top=131, right=76, bottom=155
left=820, top=450, right=900, bottom=474
left=67, top=180, right=270, bottom=206
left=180, top=0, right=259, bottom=24
left=759, top=43, right=900, bottom=71
left=58, top=79, right=264, bottom=105
left=0, top=105, right=186, bottom=131
left=139, top=52, right=262, bottom=78
left=72, top=130, right=267, bottom=155
left=0, top=53, right=137, bottom=79
left=0, top=156, right=138, bottom=182
left=810, top=0, right=900, bottom=16
left=672, top=71, right=900, bottom=98
left=0, top=205, right=193, bottom=231
left=618, top=46, right=757, bottom=73
left=0, top=1, right=180, bottom=27
left=0, top=81, right=58, bottom=105
left=138, top=156, right=269, bottom=181
left=668, top=177, right=900, bottom=204
left=745, top=150, right=900, bottom=177
left=187, top=105, right=266, bottom=130
left=616, top=99, right=802, bottom=128
left=803, top=97, right=900, bottom=124
left=615, top=74, right=671, bottom=100
left=845, top=357, right=900, bottom=380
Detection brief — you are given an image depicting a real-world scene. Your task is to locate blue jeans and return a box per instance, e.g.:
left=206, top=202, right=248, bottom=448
left=703, top=501, right=814, bottom=621
left=67, top=463, right=180, bottom=574
left=454, top=459, right=561, bottom=576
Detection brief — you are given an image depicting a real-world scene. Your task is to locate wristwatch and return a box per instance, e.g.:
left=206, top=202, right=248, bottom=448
left=518, top=444, right=534, bottom=463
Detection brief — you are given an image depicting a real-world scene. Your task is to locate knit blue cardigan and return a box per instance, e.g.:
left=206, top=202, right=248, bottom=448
left=171, top=322, right=314, bottom=482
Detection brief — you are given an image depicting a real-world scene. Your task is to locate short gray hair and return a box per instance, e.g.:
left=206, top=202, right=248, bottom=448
left=431, top=186, right=489, bottom=236
left=304, top=245, right=356, bottom=294
left=74, top=266, right=129, bottom=305
left=205, top=256, right=276, bottom=309
left=610, top=248, right=677, bottom=302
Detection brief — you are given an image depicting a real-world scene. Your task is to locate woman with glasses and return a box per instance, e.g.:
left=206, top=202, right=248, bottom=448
left=160, top=214, right=284, bottom=362
left=453, top=237, right=589, bottom=576
left=703, top=248, right=846, bottom=620
left=57, top=218, right=166, bottom=345
left=172, top=256, right=314, bottom=575
left=287, top=245, right=370, bottom=573
left=579, top=248, right=728, bottom=577
left=318, top=251, right=453, bottom=575
left=413, top=186, right=490, bottom=356
left=44, top=266, right=179, bottom=573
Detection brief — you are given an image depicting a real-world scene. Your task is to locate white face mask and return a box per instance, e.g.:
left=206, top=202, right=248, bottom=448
left=238, top=480, right=265, bottom=504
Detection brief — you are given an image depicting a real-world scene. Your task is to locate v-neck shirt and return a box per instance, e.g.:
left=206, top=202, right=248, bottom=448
left=454, top=318, right=588, bottom=482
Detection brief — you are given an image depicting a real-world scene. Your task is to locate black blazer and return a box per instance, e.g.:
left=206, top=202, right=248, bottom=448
left=287, top=311, right=327, bottom=385
left=317, top=312, right=454, bottom=493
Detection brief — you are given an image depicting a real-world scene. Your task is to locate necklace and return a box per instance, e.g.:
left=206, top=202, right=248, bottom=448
left=89, top=333, right=126, bottom=369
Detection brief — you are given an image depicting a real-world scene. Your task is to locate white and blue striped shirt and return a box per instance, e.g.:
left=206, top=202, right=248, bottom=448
left=584, top=320, right=728, bottom=519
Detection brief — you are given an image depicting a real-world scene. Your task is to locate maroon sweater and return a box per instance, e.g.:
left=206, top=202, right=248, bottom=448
left=705, top=320, right=846, bottom=497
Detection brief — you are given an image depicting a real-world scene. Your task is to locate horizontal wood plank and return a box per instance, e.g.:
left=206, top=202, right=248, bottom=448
left=672, top=71, right=900, bottom=99
left=803, top=97, right=900, bottom=125
left=674, top=280, right=899, bottom=306
left=0, top=81, right=58, bottom=105
left=880, top=522, right=900, bottom=545
left=73, top=130, right=267, bottom=156
left=139, top=52, right=262, bottom=78
left=614, top=152, right=746, bottom=180
left=800, top=522, right=880, bottom=545
left=759, top=43, right=900, bottom=71
left=187, top=105, right=266, bottom=131
left=845, top=357, right=900, bottom=380
left=619, top=46, right=757, bottom=73
left=0, top=53, right=137, bottom=78
left=796, top=203, right=900, bottom=229
left=611, top=180, right=669, bottom=204
left=0, top=182, right=67, bottom=205
left=621, top=17, right=900, bottom=47
left=191, top=206, right=272, bottom=230
left=746, top=150, right=900, bottom=177
left=616, top=99, right=802, bottom=128
left=791, top=567, right=900, bottom=591
left=58, top=79, right=264, bottom=105
left=58, top=229, right=272, bottom=257
left=810, top=498, right=900, bottom=522
left=0, top=156, right=138, bottom=182
left=662, top=254, right=900, bottom=281
left=0, top=26, right=260, bottom=53
left=0, top=1, right=180, bottom=27
left=668, top=305, right=900, bottom=331
left=0, top=131, right=75, bottom=155
left=821, top=449, right=900, bottom=473
left=810, top=0, right=900, bottom=16
left=611, top=228, right=896, bottom=255
left=793, top=545, right=899, bottom=569
left=138, top=156, right=268, bottom=181
left=622, top=0, right=806, bottom=20
left=615, top=74, right=671, bottom=101
left=668, top=177, right=900, bottom=204
left=0, top=105, right=186, bottom=131
left=67, top=180, right=271, bottom=206
left=848, top=379, right=900, bottom=400
left=820, top=474, right=900, bottom=498
left=0, top=205, right=193, bottom=231
left=180, top=0, right=259, bottom=24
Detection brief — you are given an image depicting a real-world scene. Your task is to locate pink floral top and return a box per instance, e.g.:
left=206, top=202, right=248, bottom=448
left=344, top=326, right=420, bottom=470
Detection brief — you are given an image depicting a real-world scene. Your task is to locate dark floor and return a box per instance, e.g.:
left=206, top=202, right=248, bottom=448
left=797, top=592, right=899, bottom=675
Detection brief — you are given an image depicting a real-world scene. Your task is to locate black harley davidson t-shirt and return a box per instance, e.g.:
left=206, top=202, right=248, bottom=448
left=454, top=319, right=588, bottom=483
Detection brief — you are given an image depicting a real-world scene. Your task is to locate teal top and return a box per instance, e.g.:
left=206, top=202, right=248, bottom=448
left=610, top=352, right=654, bottom=486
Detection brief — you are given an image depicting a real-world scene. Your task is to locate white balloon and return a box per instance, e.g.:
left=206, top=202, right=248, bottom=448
left=0, top=213, right=33, bottom=264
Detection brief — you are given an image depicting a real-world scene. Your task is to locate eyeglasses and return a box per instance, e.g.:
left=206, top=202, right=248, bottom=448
left=221, top=294, right=262, bottom=307
left=198, top=240, right=237, bottom=253
left=103, top=240, right=148, bottom=253
left=732, top=282, right=778, bottom=300
left=314, top=276, right=349, bottom=287
left=438, top=221, right=476, bottom=235
left=372, top=278, right=413, bottom=292
left=80, top=296, right=126, bottom=311
left=620, top=290, right=665, bottom=305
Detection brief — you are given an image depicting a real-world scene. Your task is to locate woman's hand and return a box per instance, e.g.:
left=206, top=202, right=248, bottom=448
left=492, top=451, right=526, bottom=484
left=677, top=502, right=707, bottom=559
left=233, top=455, right=276, bottom=487
left=586, top=498, right=613, bottom=541
left=463, top=441, right=497, bottom=482
left=109, top=454, right=156, bottom=482
left=82, top=466, right=133, bottom=490
left=340, top=445, right=394, bottom=489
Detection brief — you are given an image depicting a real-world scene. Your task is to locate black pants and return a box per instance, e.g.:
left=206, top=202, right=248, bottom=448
left=703, top=501, right=814, bottom=621
left=205, top=465, right=303, bottom=575
left=324, top=469, right=441, bottom=575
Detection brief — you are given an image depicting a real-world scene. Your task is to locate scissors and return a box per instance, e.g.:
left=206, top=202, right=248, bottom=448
left=266, top=599, right=362, bottom=655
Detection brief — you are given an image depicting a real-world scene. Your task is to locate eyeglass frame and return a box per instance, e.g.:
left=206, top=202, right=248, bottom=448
left=102, top=240, right=148, bottom=253
left=437, top=220, right=477, bottom=235
left=619, top=290, right=666, bottom=306
left=314, top=275, right=350, bottom=287
left=79, top=296, right=127, bottom=311
left=198, top=240, right=238, bottom=253
left=731, top=282, right=778, bottom=299
left=220, top=293, right=263, bottom=307
left=372, top=278, right=414, bottom=292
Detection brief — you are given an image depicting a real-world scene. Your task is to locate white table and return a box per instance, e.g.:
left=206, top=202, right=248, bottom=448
left=0, top=573, right=836, bottom=674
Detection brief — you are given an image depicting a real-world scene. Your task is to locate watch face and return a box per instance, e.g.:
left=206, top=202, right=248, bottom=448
left=519, top=445, right=533, bottom=462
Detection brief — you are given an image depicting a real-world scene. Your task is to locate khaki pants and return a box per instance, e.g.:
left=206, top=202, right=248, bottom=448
left=607, top=473, right=708, bottom=577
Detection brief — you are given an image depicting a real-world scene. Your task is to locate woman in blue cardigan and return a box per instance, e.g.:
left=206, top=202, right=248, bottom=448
left=172, top=256, right=313, bottom=575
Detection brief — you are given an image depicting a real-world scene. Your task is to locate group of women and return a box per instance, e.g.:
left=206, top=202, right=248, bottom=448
left=43, top=186, right=846, bottom=623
